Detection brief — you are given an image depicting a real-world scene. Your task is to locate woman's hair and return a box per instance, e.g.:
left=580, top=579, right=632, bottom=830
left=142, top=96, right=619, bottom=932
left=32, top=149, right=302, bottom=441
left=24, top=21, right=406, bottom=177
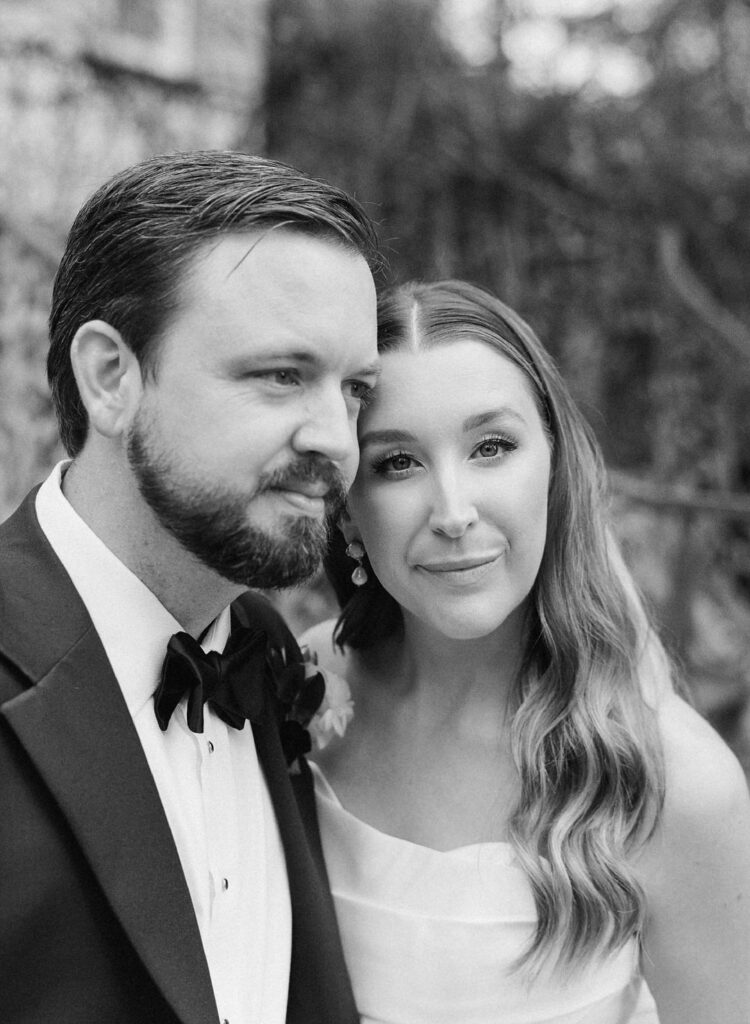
left=324, top=279, right=670, bottom=973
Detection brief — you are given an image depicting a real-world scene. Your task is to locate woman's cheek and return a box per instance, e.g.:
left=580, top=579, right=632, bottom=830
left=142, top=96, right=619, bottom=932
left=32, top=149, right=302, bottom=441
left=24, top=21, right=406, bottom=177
left=359, top=494, right=415, bottom=579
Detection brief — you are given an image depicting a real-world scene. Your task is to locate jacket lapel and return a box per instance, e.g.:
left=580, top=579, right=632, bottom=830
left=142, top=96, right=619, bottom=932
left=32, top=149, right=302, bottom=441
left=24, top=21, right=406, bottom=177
left=231, top=589, right=357, bottom=1022
left=0, top=493, right=218, bottom=1024
left=252, top=714, right=358, bottom=1024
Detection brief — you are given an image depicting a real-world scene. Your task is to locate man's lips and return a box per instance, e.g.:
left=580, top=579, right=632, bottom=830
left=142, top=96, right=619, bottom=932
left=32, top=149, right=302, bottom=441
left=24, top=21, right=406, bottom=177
left=272, top=480, right=330, bottom=499
left=267, top=480, right=330, bottom=516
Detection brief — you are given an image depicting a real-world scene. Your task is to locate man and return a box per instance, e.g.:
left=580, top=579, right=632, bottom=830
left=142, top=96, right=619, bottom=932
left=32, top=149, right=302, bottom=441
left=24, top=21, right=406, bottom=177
left=0, top=151, right=381, bottom=1023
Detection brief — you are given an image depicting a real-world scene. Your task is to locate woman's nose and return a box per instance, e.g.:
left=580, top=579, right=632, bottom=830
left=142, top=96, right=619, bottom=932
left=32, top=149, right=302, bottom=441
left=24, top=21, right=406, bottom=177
left=427, top=474, right=479, bottom=538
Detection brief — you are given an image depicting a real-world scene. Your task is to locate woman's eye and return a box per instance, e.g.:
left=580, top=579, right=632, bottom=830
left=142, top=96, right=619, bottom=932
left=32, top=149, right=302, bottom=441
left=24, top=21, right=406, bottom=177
left=372, top=451, right=417, bottom=475
left=474, top=436, right=516, bottom=459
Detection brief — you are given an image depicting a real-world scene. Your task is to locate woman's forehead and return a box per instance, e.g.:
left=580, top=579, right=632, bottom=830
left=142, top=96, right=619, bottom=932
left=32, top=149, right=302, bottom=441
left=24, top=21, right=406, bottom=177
left=360, top=340, right=544, bottom=435
left=374, top=339, right=537, bottom=397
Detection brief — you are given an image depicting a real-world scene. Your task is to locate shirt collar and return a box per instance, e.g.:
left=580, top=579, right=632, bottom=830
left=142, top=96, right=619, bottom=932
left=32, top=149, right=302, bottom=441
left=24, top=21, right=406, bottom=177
left=35, top=461, right=231, bottom=718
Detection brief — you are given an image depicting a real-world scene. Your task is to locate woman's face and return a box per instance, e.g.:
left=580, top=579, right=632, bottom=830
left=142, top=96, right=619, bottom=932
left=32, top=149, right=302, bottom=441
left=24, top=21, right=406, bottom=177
left=347, top=339, right=552, bottom=642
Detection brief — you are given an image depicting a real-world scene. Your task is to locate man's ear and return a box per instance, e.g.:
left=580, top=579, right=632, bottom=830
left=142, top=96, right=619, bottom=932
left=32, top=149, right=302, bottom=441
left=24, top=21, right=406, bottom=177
left=70, top=320, right=143, bottom=439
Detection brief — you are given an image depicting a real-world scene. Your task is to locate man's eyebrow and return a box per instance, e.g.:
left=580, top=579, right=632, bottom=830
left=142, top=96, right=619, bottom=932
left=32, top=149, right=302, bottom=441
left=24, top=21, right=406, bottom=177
left=463, top=408, right=527, bottom=431
left=357, top=361, right=382, bottom=379
left=229, top=352, right=381, bottom=376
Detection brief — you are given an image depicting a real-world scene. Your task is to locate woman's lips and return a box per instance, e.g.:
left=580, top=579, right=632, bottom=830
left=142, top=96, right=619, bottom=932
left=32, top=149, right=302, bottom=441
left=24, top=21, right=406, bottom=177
left=416, top=553, right=504, bottom=584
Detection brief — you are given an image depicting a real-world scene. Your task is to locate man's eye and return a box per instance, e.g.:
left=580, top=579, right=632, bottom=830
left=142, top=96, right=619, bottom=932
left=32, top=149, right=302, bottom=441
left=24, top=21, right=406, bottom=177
left=347, top=381, right=375, bottom=407
left=258, top=369, right=298, bottom=386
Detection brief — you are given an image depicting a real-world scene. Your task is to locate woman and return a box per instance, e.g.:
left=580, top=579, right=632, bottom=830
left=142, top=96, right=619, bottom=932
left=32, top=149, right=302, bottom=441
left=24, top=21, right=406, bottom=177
left=302, top=280, right=750, bottom=1024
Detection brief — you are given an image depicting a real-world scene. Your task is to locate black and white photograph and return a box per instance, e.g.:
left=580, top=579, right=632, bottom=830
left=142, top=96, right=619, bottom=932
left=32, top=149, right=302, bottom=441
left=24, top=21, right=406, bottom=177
left=1, top=2, right=749, bottom=1022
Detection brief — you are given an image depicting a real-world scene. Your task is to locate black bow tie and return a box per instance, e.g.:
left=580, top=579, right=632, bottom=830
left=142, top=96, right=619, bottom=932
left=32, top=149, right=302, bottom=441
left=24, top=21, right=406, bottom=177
left=154, top=627, right=269, bottom=733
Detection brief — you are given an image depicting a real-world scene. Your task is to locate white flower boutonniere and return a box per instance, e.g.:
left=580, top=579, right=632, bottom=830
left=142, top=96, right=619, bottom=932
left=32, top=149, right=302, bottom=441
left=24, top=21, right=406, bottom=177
left=301, top=646, right=355, bottom=751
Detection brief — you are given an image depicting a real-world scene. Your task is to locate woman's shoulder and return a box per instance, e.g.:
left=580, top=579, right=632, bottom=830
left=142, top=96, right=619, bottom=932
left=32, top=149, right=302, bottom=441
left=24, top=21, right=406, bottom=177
left=638, top=691, right=750, bottom=889
left=636, top=695, right=750, bottom=1020
left=634, top=629, right=748, bottom=821
left=656, top=691, right=749, bottom=823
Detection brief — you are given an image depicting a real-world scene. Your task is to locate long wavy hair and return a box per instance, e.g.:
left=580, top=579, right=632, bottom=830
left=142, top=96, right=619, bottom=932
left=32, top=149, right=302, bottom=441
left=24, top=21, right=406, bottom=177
left=325, top=279, right=670, bottom=973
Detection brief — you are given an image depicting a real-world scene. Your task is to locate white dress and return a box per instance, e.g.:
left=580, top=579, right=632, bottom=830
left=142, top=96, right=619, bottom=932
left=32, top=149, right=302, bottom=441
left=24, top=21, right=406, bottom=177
left=312, top=763, right=660, bottom=1024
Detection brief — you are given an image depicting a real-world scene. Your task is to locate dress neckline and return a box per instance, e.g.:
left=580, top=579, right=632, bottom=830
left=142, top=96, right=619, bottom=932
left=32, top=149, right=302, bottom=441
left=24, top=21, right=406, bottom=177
left=310, top=760, right=514, bottom=857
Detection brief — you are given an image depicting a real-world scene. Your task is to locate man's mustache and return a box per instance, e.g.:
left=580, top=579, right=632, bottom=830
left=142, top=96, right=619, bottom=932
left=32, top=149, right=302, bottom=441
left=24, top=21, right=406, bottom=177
left=258, top=457, right=348, bottom=517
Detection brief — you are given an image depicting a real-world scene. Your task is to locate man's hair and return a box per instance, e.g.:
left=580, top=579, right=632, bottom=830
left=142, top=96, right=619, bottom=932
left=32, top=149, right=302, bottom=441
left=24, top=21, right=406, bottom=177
left=48, top=150, right=382, bottom=455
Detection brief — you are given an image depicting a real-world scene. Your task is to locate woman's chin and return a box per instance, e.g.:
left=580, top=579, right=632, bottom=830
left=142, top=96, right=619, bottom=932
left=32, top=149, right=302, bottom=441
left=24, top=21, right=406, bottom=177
left=414, top=611, right=509, bottom=643
left=406, top=598, right=528, bottom=646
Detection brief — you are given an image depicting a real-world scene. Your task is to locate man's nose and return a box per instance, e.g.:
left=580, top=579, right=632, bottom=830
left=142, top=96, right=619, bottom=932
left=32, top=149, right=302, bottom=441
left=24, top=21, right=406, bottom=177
left=291, top=385, right=357, bottom=469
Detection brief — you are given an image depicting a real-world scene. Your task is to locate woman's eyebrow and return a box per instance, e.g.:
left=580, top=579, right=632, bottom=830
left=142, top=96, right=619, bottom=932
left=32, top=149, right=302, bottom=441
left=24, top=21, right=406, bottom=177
left=463, top=408, right=527, bottom=431
left=359, top=428, right=416, bottom=447
left=360, top=409, right=527, bottom=448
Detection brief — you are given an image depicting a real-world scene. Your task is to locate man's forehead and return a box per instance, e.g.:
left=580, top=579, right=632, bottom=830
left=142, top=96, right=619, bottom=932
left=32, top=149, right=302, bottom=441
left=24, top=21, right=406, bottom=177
left=187, top=227, right=367, bottom=282
left=155, top=229, right=378, bottom=367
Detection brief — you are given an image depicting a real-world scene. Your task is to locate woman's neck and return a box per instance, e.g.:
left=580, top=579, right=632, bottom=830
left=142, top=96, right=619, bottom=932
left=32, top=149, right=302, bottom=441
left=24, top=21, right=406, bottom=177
left=327, top=610, right=525, bottom=849
left=362, top=609, right=525, bottom=742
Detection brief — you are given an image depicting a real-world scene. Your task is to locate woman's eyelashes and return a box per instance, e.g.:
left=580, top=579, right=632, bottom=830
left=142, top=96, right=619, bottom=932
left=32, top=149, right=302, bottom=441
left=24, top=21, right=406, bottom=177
left=473, top=433, right=518, bottom=459
left=368, top=434, right=519, bottom=479
left=370, top=449, right=417, bottom=477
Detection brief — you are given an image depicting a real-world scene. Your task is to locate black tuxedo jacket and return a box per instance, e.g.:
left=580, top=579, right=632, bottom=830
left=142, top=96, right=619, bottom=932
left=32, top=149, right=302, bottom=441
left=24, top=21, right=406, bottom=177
left=0, top=490, right=358, bottom=1024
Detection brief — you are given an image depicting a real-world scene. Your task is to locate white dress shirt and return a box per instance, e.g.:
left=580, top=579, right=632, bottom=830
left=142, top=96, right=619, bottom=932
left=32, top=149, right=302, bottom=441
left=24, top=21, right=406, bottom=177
left=35, top=462, right=292, bottom=1024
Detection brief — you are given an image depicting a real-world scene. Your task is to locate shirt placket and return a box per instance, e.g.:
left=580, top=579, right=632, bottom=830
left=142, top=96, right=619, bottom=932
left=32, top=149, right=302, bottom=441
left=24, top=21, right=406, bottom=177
left=200, top=713, right=242, bottom=1024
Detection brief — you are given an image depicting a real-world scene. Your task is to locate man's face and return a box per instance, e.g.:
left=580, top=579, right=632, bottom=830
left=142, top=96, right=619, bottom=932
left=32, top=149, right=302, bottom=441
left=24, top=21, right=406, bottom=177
left=126, top=229, right=379, bottom=589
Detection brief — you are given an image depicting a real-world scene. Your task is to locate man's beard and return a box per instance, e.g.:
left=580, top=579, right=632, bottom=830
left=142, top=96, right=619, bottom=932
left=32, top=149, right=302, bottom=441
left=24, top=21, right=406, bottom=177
left=126, top=416, right=347, bottom=590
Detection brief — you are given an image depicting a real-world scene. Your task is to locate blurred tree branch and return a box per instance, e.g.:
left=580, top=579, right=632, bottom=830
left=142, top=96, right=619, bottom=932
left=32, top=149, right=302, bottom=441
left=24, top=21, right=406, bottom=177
left=658, top=224, right=750, bottom=366
left=611, top=469, right=750, bottom=517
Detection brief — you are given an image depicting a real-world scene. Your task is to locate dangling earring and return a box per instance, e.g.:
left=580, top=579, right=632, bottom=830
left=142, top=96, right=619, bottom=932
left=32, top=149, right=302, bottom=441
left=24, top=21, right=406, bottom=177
left=345, top=540, right=368, bottom=586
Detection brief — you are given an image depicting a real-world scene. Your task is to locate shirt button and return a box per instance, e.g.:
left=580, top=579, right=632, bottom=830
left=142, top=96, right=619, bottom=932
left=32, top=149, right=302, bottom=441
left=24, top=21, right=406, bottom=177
left=221, top=877, right=229, bottom=891
left=207, top=740, right=215, bottom=753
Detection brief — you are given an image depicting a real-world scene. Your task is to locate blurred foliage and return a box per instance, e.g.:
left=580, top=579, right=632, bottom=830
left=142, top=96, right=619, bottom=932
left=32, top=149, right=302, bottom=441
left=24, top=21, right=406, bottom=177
left=250, top=0, right=750, bottom=762
left=254, top=0, right=750, bottom=473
